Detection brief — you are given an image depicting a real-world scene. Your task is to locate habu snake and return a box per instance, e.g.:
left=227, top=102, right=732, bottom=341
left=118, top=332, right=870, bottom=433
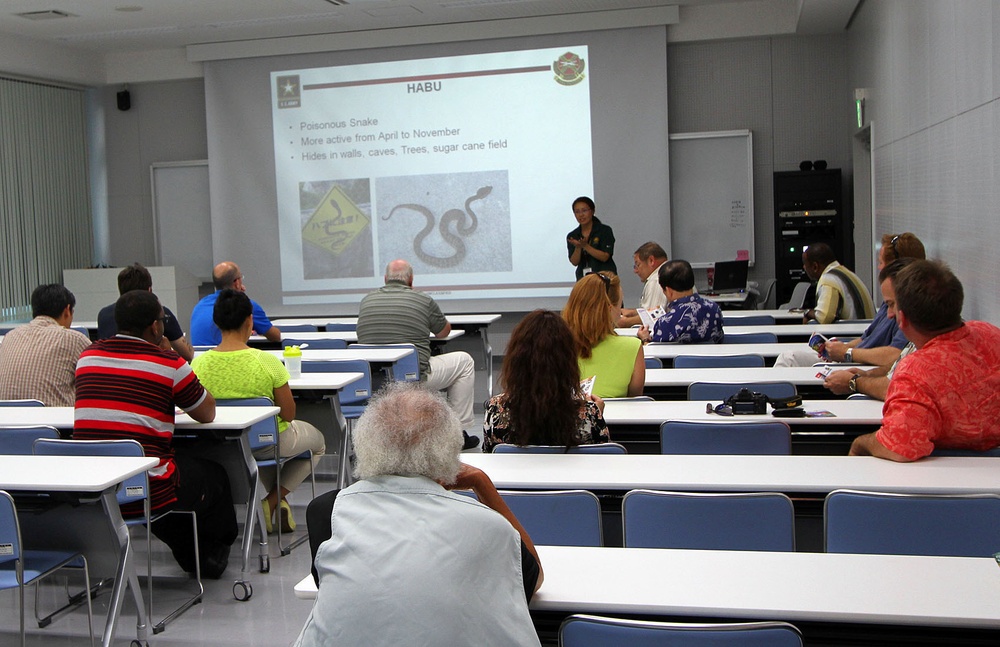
left=384, top=185, right=492, bottom=267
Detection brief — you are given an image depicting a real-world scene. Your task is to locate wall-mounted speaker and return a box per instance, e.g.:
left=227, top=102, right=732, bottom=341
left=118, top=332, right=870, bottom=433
left=116, top=89, right=131, bottom=111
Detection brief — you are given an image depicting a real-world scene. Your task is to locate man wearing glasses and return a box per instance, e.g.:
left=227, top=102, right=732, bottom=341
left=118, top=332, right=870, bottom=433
left=618, top=241, right=669, bottom=328
left=190, top=261, right=281, bottom=345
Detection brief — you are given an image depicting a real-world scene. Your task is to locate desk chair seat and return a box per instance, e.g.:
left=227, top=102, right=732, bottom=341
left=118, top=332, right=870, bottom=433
left=0, top=399, right=44, bottom=407
left=498, top=490, right=603, bottom=547
left=644, top=357, right=663, bottom=369
left=32, top=438, right=201, bottom=635
left=0, top=490, right=95, bottom=647
left=279, top=324, right=318, bottom=333
left=0, top=426, right=60, bottom=455
left=660, top=421, right=791, bottom=455
left=722, top=331, right=778, bottom=344
left=283, top=337, right=347, bottom=350
left=302, top=359, right=372, bottom=419
left=623, top=490, right=795, bottom=551
left=217, top=398, right=317, bottom=556
left=674, top=354, right=765, bottom=368
left=779, top=281, right=812, bottom=310
left=824, top=489, right=1000, bottom=557
left=688, top=381, right=797, bottom=401
left=324, top=322, right=357, bottom=332
left=492, top=443, right=627, bottom=455
left=723, top=315, right=776, bottom=326
left=559, top=615, right=802, bottom=647
left=350, top=343, right=420, bottom=382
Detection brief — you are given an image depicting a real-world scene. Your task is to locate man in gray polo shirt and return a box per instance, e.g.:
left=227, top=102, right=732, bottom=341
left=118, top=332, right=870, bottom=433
left=357, top=259, right=479, bottom=449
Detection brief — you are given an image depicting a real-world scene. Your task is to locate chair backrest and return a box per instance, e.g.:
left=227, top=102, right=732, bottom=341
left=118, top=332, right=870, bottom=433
left=623, top=490, right=795, bottom=551
left=721, top=331, right=778, bottom=344
left=660, top=421, right=791, bottom=455
left=0, top=399, right=44, bottom=407
left=301, top=359, right=372, bottom=404
left=492, top=443, right=627, bottom=455
left=324, top=322, right=357, bottom=332
left=279, top=324, right=318, bottom=333
left=350, top=343, right=420, bottom=382
left=0, top=426, right=60, bottom=455
left=498, top=490, right=603, bottom=547
left=723, top=315, right=776, bottom=326
left=674, top=354, right=765, bottom=369
left=559, top=615, right=803, bottom=647
left=216, top=397, right=280, bottom=452
left=0, top=490, right=23, bottom=567
left=644, top=356, right=662, bottom=369
left=283, top=337, right=348, bottom=350
left=687, top=381, right=797, bottom=401
left=824, top=489, right=1000, bottom=557
left=779, top=281, right=812, bottom=309
left=930, top=446, right=1000, bottom=457
left=33, top=438, right=147, bottom=507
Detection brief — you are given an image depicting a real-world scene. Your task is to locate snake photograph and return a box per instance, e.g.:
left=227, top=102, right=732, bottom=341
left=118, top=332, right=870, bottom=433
left=383, top=185, right=493, bottom=268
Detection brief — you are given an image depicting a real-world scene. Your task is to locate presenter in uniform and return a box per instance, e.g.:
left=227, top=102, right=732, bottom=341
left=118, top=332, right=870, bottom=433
left=567, top=196, right=617, bottom=280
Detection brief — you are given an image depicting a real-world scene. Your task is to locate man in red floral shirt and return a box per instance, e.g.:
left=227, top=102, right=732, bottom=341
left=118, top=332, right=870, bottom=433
left=850, top=260, right=1000, bottom=461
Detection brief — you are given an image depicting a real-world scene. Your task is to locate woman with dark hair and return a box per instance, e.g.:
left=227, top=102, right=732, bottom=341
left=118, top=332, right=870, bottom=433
left=483, top=309, right=609, bottom=452
left=563, top=272, right=645, bottom=398
left=191, top=288, right=325, bottom=533
left=566, top=196, right=617, bottom=280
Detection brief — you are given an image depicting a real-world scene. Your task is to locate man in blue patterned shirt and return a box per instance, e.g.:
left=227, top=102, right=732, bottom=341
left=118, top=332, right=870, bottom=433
left=638, top=260, right=725, bottom=344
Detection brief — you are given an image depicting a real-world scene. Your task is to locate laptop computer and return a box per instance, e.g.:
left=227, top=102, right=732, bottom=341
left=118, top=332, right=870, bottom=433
left=710, top=259, right=749, bottom=294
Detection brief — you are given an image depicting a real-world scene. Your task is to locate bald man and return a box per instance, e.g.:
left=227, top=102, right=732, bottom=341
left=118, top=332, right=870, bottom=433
left=190, top=261, right=281, bottom=345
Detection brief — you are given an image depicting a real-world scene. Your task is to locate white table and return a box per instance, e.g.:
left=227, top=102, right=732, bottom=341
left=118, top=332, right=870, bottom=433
left=620, top=323, right=870, bottom=341
left=602, top=398, right=883, bottom=427
left=459, top=453, right=1000, bottom=494
left=644, top=366, right=847, bottom=399
left=262, top=329, right=464, bottom=343
left=287, top=372, right=363, bottom=490
left=0, top=406, right=280, bottom=597
left=0, top=455, right=158, bottom=647
left=724, top=309, right=809, bottom=323
left=644, top=342, right=808, bottom=363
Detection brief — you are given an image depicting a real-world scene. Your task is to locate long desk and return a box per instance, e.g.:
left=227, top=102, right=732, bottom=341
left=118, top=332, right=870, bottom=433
left=601, top=398, right=883, bottom=454
left=0, top=406, right=279, bottom=600
left=644, top=366, right=838, bottom=399
left=0, top=455, right=158, bottom=647
left=620, top=322, right=869, bottom=342
left=530, top=546, right=1000, bottom=641
left=644, top=342, right=809, bottom=366
left=257, top=329, right=464, bottom=343
left=724, top=308, right=807, bottom=323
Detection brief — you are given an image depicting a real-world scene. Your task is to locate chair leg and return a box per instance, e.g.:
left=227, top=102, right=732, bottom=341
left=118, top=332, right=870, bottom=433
left=149, top=509, right=204, bottom=634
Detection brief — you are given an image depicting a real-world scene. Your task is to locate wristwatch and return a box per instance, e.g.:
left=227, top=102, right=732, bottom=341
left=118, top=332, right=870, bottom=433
left=844, top=348, right=854, bottom=363
left=848, top=374, right=860, bottom=393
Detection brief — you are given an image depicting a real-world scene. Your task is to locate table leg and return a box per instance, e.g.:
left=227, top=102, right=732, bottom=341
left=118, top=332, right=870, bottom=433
left=100, top=489, right=148, bottom=647
left=327, top=395, right=354, bottom=490
left=235, top=431, right=269, bottom=588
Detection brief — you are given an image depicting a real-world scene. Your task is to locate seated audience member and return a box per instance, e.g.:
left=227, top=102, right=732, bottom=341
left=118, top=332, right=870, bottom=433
left=850, top=260, right=1000, bottom=461
left=191, top=289, right=325, bottom=533
left=775, top=232, right=925, bottom=367
left=74, top=290, right=236, bottom=577
left=637, top=259, right=725, bottom=344
left=294, top=383, right=542, bottom=647
left=0, top=284, right=90, bottom=406
left=190, top=261, right=281, bottom=345
left=824, top=258, right=918, bottom=400
left=618, top=241, right=669, bottom=327
left=563, top=272, right=644, bottom=398
left=800, top=242, right=875, bottom=324
left=97, top=262, right=194, bottom=361
left=483, top=309, right=609, bottom=452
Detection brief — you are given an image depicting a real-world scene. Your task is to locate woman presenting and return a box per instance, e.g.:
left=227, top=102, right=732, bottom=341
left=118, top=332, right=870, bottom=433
left=567, top=196, right=617, bottom=280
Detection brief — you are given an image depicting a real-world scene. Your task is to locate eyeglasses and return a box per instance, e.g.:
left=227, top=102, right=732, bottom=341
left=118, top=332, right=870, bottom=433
left=888, top=235, right=900, bottom=260
left=595, top=272, right=613, bottom=295
left=706, top=402, right=734, bottom=416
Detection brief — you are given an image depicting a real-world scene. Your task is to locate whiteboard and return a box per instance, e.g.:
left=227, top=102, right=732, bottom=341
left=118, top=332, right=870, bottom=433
left=668, top=130, right=754, bottom=267
left=150, top=160, right=213, bottom=281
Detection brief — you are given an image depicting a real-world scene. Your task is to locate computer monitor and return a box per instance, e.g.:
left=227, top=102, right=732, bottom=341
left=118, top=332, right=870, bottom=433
left=711, top=259, right=749, bottom=293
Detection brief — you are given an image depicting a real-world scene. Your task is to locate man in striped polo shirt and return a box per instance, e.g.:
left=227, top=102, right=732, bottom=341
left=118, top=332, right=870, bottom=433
left=74, top=290, right=237, bottom=578
left=801, top=242, right=875, bottom=324
left=357, top=259, right=479, bottom=450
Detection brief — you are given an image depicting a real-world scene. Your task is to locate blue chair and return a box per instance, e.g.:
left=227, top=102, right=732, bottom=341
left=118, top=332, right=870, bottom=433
left=33, top=438, right=202, bottom=634
left=0, top=399, right=43, bottom=407
left=930, top=447, right=1000, bottom=457
left=350, top=343, right=420, bottom=382
left=722, top=332, right=778, bottom=344
left=559, top=615, right=802, bottom=647
left=644, top=357, right=662, bottom=369
left=283, top=337, right=348, bottom=350
left=70, top=326, right=91, bottom=338
left=687, top=381, right=796, bottom=401
left=674, top=354, right=764, bottom=368
left=623, top=490, right=795, bottom=551
left=492, top=443, right=627, bottom=454
left=301, top=359, right=372, bottom=421
left=324, top=322, right=357, bottom=332
left=278, top=324, right=318, bottom=333
left=0, top=426, right=60, bottom=455
left=0, top=490, right=95, bottom=647
left=660, top=421, right=790, bottom=455
left=824, top=489, right=1000, bottom=557
left=216, top=398, right=316, bottom=556
left=723, top=315, right=776, bottom=326
left=497, top=490, right=603, bottom=547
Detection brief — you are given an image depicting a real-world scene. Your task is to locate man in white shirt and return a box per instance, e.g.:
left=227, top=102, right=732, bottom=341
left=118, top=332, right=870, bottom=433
left=618, top=241, right=669, bottom=327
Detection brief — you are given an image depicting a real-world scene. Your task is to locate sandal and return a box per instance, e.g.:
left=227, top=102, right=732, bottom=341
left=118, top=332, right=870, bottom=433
left=279, top=500, right=296, bottom=533
left=261, top=499, right=274, bottom=534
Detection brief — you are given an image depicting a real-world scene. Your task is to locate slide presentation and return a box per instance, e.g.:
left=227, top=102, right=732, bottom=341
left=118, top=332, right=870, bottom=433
left=270, top=46, right=593, bottom=306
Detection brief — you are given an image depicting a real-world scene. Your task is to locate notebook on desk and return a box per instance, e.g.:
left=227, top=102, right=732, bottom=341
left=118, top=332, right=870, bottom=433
left=708, top=259, right=749, bottom=295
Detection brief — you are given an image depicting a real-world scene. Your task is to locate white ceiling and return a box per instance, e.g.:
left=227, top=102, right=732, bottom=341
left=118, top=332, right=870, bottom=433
left=0, top=0, right=859, bottom=54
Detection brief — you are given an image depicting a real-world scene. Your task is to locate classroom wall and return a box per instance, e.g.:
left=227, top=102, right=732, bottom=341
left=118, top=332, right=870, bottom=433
left=847, top=0, right=1000, bottom=323
left=667, top=33, right=854, bottom=296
